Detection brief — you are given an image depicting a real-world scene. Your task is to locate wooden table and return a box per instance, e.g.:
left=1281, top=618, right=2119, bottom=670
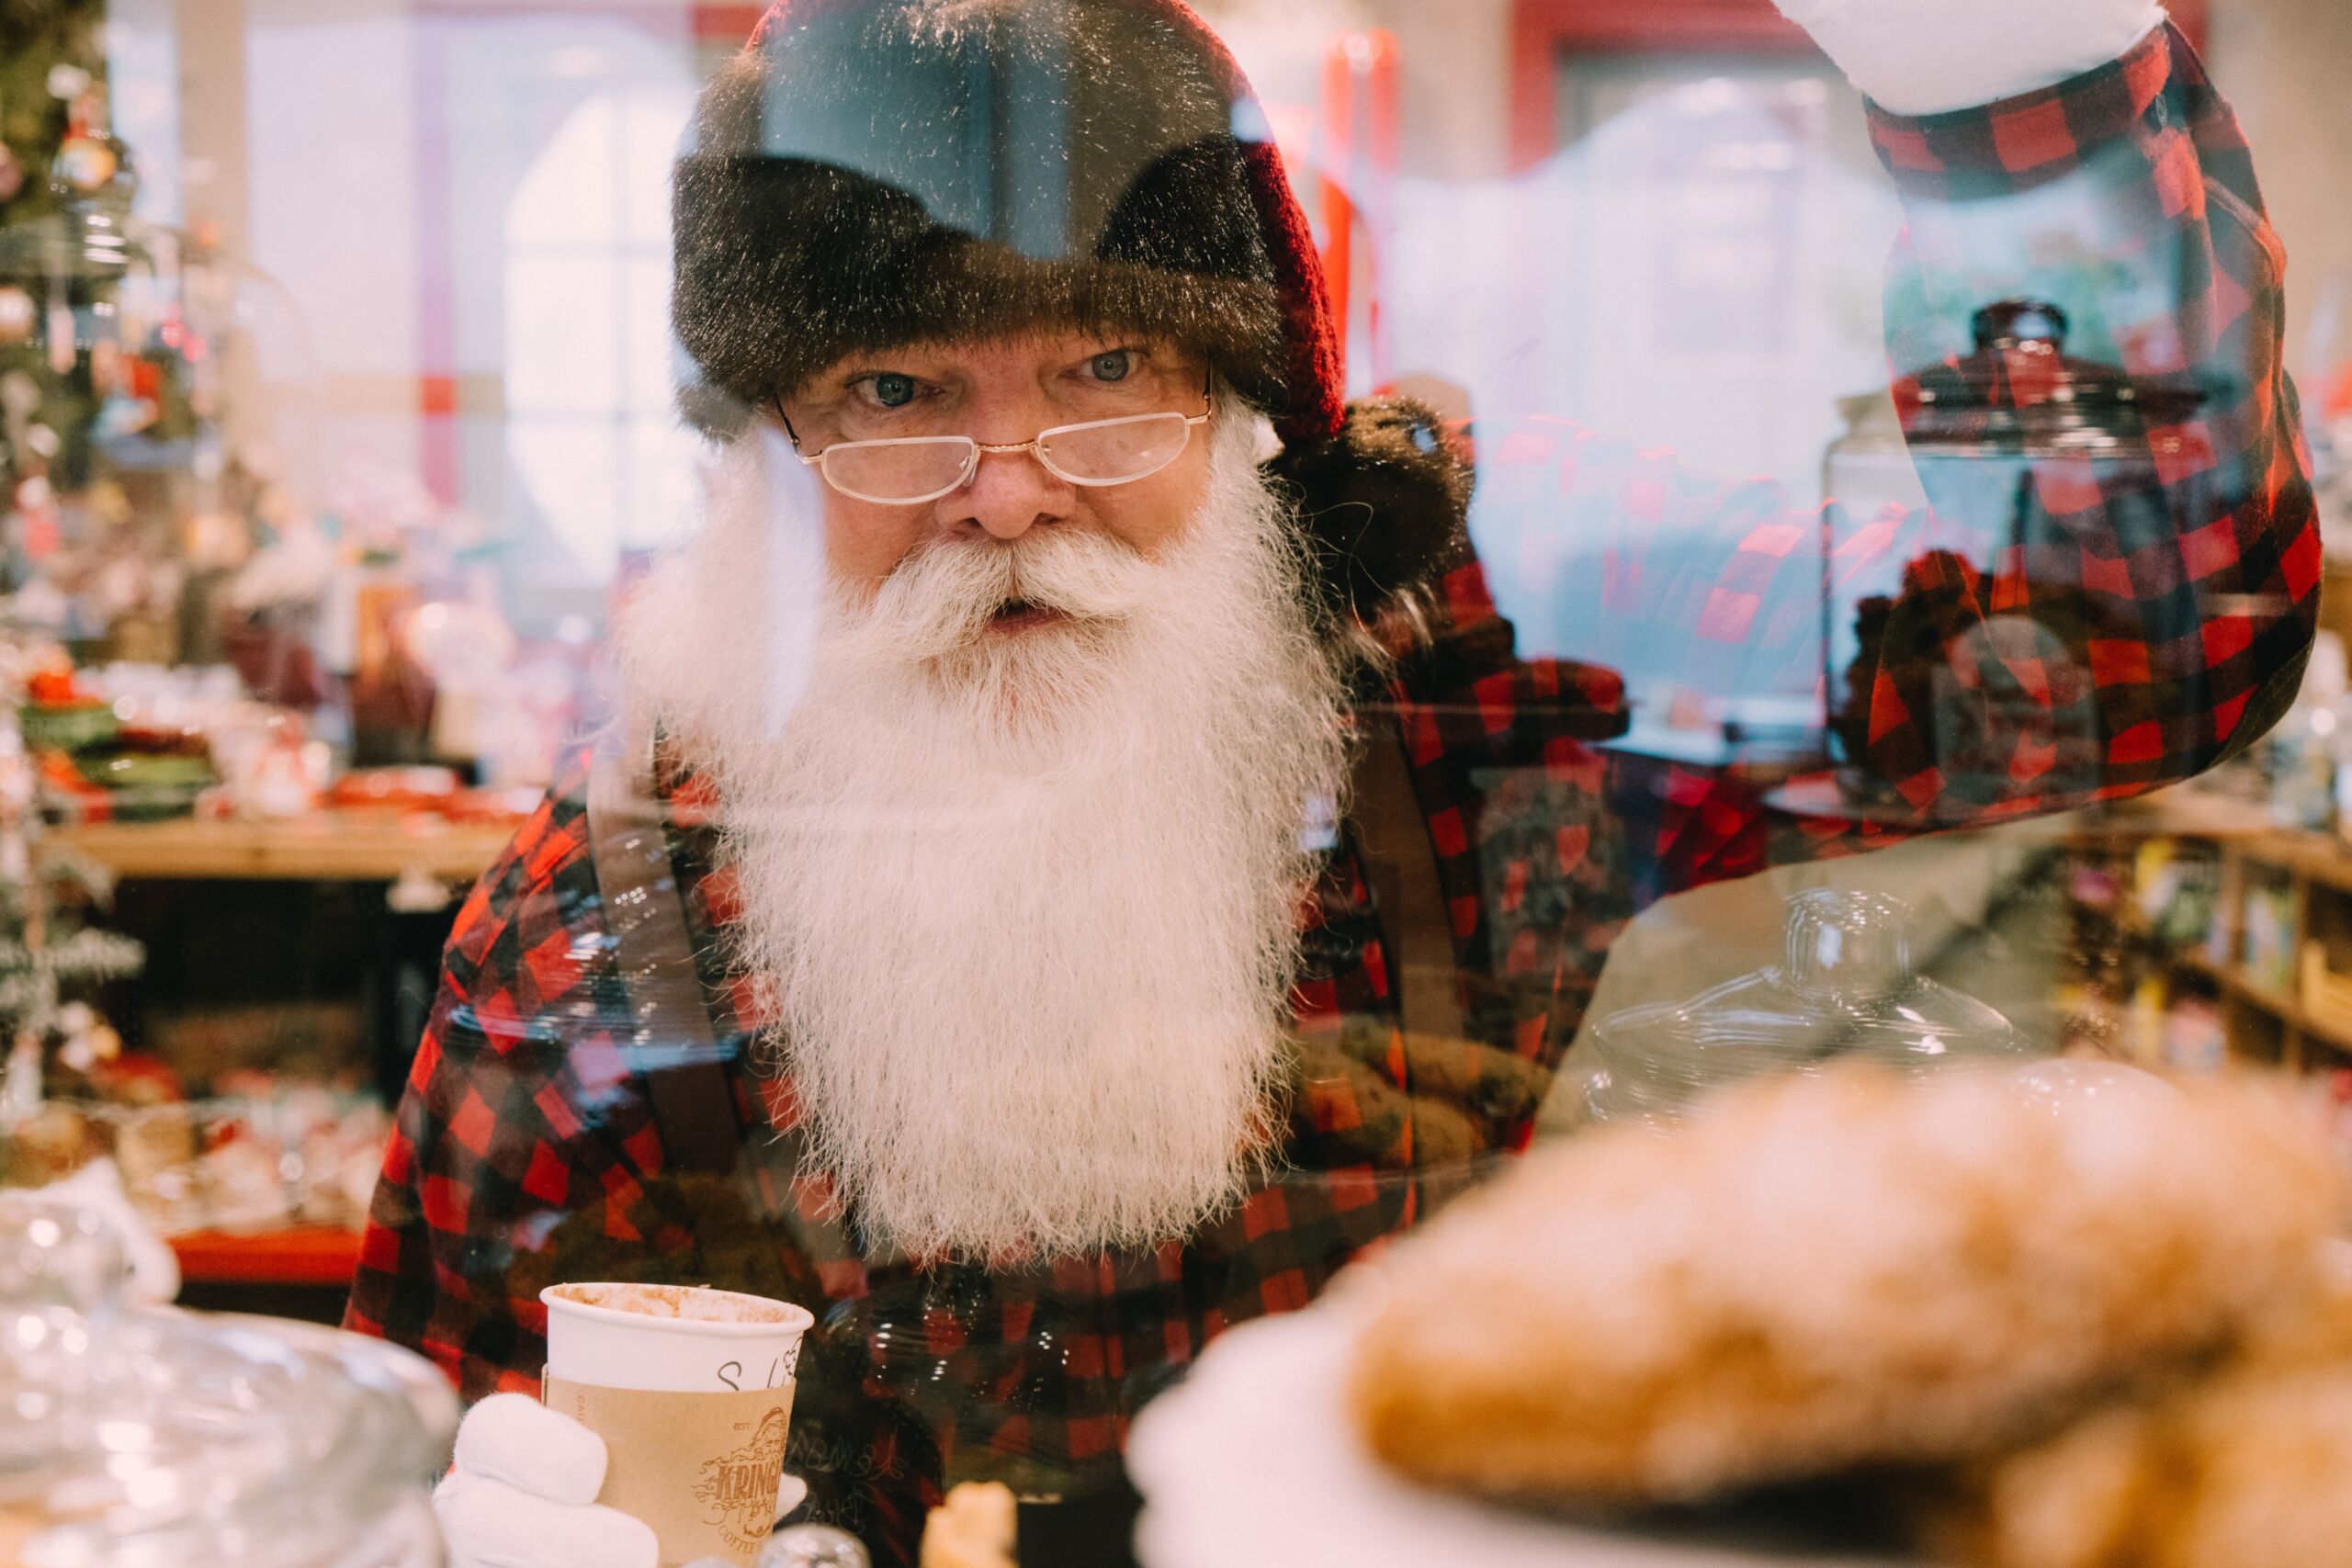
left=51, top=814, right=514, bottom=884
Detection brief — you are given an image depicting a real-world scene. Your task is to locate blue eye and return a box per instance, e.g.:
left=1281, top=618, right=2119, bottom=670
left=1089, top=350, right=1133, bottom=383
left=869, top=373, right=918, bottom=408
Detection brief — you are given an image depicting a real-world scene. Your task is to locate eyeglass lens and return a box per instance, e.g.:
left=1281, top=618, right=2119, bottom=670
left=819, top=412, right=1193, bottom=503
left=820, top=442, right=975, bottom=505
left=1035, top=413, right=1194, bottom=485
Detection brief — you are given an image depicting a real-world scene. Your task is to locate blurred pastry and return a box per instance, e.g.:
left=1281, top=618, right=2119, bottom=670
left=1923, top=1249, right=2352, bottom=1568
left=921, top=1481, right=1017, bottom=1568
left=1349, top=1063, right=2342, bottom=1506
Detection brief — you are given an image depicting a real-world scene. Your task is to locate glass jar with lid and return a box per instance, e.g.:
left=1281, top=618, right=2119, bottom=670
left=1819, top=299, right=2208, bottom=815
left=0, top=1191, right=456, bottom=1568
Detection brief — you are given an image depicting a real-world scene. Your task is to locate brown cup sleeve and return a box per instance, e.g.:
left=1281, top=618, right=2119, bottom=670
left=543, top=1373, right=797, bottom=1568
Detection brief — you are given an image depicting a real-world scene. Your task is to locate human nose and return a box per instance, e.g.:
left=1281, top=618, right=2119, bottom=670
left=942, top=438, right=1074, bottom=542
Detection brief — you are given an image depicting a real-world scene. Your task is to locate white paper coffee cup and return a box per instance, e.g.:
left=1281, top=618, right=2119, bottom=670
left=542, top=1281, right=815, bottom=1394
left=541, top=1283, right=819, bottom=1568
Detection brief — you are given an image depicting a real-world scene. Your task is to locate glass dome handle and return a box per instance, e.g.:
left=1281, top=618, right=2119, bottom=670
left=1781, top=889, right=1914, bottom=998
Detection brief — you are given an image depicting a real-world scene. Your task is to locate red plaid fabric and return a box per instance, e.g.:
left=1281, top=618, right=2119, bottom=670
left=347, top=26, right=2312, bottom=1565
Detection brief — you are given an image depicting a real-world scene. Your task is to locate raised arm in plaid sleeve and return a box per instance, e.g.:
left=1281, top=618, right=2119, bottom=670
left=1861, top=20, right=2312, bottom=791
left=1622, top=22, right=2317, bottom=900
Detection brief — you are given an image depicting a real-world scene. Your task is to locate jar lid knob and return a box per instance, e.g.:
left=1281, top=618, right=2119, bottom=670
left=1973, top=299, right=2069, bottom=352
left=1782, top=888, right=1913, bottom=996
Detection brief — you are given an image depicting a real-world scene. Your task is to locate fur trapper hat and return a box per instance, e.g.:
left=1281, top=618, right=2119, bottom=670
left=673, top=0, right=1470, bottom=620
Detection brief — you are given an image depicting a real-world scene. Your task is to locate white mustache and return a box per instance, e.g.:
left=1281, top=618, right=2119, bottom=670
left=843, top=527, right=1160, bottom=665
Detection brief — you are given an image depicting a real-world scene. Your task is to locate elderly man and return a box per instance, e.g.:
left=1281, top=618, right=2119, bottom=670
left=348, top=0, right=2316, bottom=1563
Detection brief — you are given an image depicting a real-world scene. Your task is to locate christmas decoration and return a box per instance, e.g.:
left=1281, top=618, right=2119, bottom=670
left=0, top=677, right=142, bottom=1134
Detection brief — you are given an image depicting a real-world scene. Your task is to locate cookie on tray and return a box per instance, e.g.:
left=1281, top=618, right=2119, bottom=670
left=1348, top=1063, right=2342, bottom=1506
left=1922, top=1251, right=2352, bottom=1568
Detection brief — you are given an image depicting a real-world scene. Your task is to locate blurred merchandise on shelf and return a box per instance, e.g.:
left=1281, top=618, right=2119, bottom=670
left=13, top=652, right=542, bottom=828
left=323, top=762, right=539, bottom=825
left=2301, top=944, right=2352, bottom=1038
left=0, top=632, right=413, bottom=1253
left=2159, top=993, right=2228, bottom=1074
left=140, top=998, right=361, bottom=1090
left=2132, top=626, right=2352, bottom=847
left=2244, top=877, right=2300, bottom=995
left=2054, top=790, right=2352, bottom=1073
left=22, top=657, right=226, bottom=821
left=2301, top=271, right=2352, bottom=560
left=2132, top=837, right=2223, bottom=952
left=2264, top=630, right=2349, bottom=833
left=0, top=1085, right=386, bottom=1236
left=2055, top=832, right=2228, bottom=1066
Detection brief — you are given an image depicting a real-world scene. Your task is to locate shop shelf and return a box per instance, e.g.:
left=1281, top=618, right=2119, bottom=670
left=168, top=1226, right=362, bottom=1288
left=52, top=815, right=513, bottom=884
left=2060, top=800, right=2352, bottom=1070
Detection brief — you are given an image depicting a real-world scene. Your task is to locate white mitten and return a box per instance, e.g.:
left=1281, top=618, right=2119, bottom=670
left=435, top=1394, right=811, bottom=1568
left=1773, top=0, right=2167, bottom=116
left=434, top=1395, right=659, bottom=1568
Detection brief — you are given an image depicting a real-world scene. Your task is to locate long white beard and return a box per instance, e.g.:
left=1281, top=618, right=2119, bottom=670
left=619, top=406, right=1349, bottom=1260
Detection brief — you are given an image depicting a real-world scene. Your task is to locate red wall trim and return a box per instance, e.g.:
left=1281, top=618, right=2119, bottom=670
left=413, top=15, right=459, bottom=504
left=405, top=1, right=764, bottom=45
left=692, top=4, right=764, bottom=45
left=1510, top=0, right=2209, bottom=172
left=171, top=1227, right=360, bottom=1287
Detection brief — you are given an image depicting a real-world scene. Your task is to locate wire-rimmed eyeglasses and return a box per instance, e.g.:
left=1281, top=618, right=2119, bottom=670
left=775, top=389, right=1214, bottom=506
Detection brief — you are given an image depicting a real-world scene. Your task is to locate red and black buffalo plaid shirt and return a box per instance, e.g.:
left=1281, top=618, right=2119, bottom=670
left=347, top=25, right=2315, bottom=1563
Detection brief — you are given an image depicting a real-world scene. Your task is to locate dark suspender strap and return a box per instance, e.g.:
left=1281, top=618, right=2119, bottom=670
left=1352, top=717, right=1467, bottom=1043
left=586, top=733, right=743, bottom=1176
